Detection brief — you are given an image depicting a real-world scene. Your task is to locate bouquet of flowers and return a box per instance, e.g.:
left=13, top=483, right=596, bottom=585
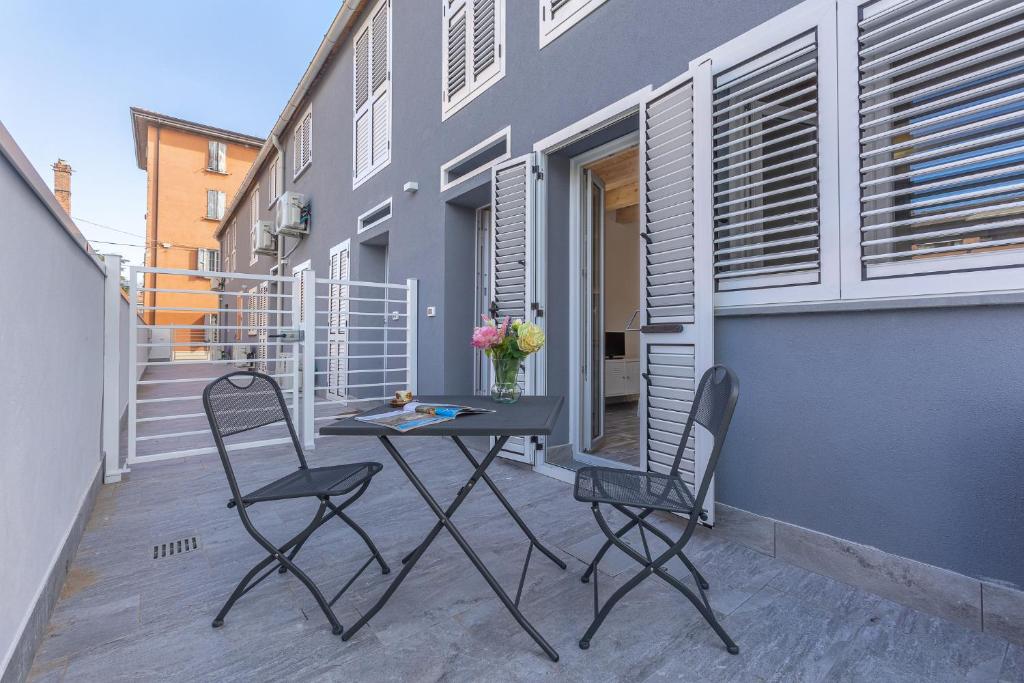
left=471, top=315, right=545, bottom=402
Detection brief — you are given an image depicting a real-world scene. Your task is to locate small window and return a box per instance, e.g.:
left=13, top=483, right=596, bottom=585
left=206, top=190, right=226, bottom=220
left=353, top=0, right=391, bottom=186
left=358, top=197, right=393, bottom=233
left=441, top=127, right=510, bottom=191
left=539, top=0, right=607, bottom=48
left=197, top=248, right=221, bottom=272
left=442, top=0, right=505, bottom=120
left=292, top=109, right=313, bottom=179
left=207, top=141, right=227, bottom=173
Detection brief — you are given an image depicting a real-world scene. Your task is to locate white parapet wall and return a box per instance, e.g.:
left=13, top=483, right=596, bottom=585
left=0, top=122, right=110, bottom=681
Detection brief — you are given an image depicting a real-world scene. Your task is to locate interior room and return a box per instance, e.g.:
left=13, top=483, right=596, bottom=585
left=580, top=145, right=641, bottom=467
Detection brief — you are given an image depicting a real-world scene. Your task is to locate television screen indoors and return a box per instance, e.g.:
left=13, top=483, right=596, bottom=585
left=605, top=332, right=625, bottom=358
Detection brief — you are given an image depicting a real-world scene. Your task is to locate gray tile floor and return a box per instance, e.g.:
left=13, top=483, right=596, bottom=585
left=30, top=436, right=1023, bottom=682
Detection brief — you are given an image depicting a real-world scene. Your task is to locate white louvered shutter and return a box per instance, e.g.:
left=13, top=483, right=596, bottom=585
left=302, top=110, right=312, bottom=169
left=248, top=287, right=257, bottom=336
left=540, top=0, right=605, bottom=46
left=639, top=66, right=716, bottom=524
left=444, top=0, right=469, bottom=103
left=293, top=124, right=302, bottom=176
left=712, top=34, right=821, bottom=289
left=705, top=1, right=839, bottom=304
left=354, top=0, right=391, bottom=181
left=208, top=141, right=226, bottom=172
left=327, top=245, right=350, bottom=401
left=257, top=281, right=269, bottom=372
left=444, top=0, right=501, bottom=116
left=854, top=0, right=1024, bottom=279
left=207, top=190, right=218, bottom=220
left=216, top=191, right=225, bottom=220
left=489, top=155, right=536, bottom=463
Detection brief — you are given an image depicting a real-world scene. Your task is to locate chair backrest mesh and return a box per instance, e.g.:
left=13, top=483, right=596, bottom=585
left=691, top=365, right=737, bottom=442
left=671, top=364, right=739, bottom=480
left=204, top=372, right=289, bottom=438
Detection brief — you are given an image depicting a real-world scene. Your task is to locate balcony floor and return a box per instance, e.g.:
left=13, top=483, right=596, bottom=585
left=29, top=436, right=1022, bottom=682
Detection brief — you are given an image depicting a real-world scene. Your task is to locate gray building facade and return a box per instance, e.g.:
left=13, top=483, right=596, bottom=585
left=215, top=0, right=1024, bottom=618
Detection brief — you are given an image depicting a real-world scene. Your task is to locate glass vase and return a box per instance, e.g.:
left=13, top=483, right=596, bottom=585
left=490, top=356, right=522, bottom=404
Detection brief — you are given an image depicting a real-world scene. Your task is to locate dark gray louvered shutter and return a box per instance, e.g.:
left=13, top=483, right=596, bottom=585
left=355, top=29, right=370, bottom=110
left=639, top=70, right=715, bottom=523
left=550, top=0, right=572, bottom=17
left=490, top=155, right=535, bottom=462
left=472, top=0, right=496, bottom=78
left=446, top=3, right=468, bottom=101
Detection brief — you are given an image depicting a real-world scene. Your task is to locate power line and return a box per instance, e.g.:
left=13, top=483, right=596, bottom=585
left=71, top=216, right=145, bottom=239
left=88, top=239, right=147, bottom=248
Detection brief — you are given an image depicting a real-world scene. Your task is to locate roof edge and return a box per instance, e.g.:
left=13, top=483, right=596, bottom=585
left=215, top=0, right=368, bottom=238
left=130, top=107, right=265, bottom=171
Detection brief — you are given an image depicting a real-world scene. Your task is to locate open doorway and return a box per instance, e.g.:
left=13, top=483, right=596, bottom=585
left=576, top=140, right=641, bottom=468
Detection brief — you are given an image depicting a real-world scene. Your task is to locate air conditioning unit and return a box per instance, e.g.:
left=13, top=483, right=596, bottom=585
left=209, top=276, right=225, bottom=290
left=254, top=220, right=277, bottom=255
left=276, top=191, right=308, bottom=237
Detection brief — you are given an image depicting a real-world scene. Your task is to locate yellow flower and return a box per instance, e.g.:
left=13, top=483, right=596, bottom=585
left=516, top=322, right=545, bottom=354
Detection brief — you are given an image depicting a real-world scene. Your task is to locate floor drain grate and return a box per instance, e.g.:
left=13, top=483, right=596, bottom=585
left=153, top=537, right=199, bottom=559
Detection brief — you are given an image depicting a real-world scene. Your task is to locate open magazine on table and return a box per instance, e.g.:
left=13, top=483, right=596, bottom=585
left=354, top=401, right=494, bottom=433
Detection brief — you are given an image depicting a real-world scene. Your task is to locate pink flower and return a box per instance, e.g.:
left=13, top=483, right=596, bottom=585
left=499, top=316, right=510, bottom=337
left=471, top=324, right=502, bottom=349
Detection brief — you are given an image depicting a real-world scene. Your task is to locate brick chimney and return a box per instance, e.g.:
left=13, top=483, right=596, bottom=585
left=52, top=158, right=73, bottom=215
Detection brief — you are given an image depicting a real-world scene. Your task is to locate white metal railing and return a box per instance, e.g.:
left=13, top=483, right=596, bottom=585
left=107, top=264, right=417, bottom=478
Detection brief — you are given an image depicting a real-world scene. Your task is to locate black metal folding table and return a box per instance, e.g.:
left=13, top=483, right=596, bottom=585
left=319, top=395, right=566, bottom=661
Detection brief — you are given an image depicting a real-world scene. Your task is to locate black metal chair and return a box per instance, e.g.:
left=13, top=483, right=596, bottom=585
left=202, top=371, right=390, bottom=635
left=573, top=364, right=740, bottom=653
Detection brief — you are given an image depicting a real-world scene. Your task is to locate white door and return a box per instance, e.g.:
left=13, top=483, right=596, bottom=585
left=489, top=154, right=537, bottom=463
left=327, top=241, right=351, bottom=402
left=581, top=169, right=606, bottom=452
left=638, top=67, right=717, bottom=524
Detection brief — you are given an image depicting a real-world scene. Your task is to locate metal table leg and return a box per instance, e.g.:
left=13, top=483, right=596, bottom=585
left=342, top=435, right=560, bottom=662
left=399, top=435, right=566, bottom=571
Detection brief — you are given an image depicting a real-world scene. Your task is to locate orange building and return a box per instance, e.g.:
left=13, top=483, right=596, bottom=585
left=130, top=108, right=262, bottom=357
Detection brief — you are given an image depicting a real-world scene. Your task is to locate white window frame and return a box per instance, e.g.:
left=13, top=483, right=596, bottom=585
left=348, top=0, right=387, bottom=188
left=352, top=0, right=392, bottom=189
left=442, top=0, right=506, bottom=120
left=207, top=140, right=227, bottom=173
left=440, top=126, right=511, bottom=192
left=699, top=0, right=841, bottom=308
left=357, top=197, right=393, bottom=234
left=268, top=155, right=282, bottom=206
left=539, top=0, right=607, bottom=48
left=197, top=247, right=220, bottom=272
left=293, top=107, right=313, bottom=180
left=835, top=0, right=1024, bottom=300
left=249, top=186, right=260, bottom=265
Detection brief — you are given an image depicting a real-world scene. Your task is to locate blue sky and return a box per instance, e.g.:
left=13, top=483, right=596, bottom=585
left=0, top=1, right=340, bottom=267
